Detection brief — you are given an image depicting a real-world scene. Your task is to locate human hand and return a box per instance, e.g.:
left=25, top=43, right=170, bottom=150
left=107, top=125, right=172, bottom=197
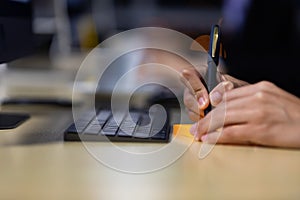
left=191, top=81, right=300, bottom=148
left=181, top=68, right=247, bottom=121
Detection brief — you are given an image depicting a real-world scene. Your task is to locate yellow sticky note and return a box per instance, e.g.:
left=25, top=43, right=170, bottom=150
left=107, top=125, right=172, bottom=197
left=173, top=124, right=194, bottom=138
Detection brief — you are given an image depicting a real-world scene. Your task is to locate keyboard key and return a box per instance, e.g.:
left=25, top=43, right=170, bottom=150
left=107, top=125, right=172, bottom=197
left=117, top=112, right=139, bottom=137
left=134, top=124, right=151, bottom=138
left=100, top=116, right=120, bottom=136
left=100, top=128, right=117, bottom=136
left=118, top=130, right=133, bottom=137
left=66, top=124, right=78, bottom=133
left=96, top=110, right=111, bottom=121
left=64, top=109, right=171, bottom=142
left=84, top=123, right=102, bottom=135
left=151, top=129, right=167, bottom=140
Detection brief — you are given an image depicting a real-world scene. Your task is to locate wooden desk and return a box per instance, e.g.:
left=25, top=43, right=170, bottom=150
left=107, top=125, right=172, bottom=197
left=1, top=124, right=300, bottom=200
left=1, top=67, right=300, bottom=199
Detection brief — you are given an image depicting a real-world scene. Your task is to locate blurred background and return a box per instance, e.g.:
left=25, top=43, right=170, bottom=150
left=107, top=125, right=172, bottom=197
left=3, top=0, right=300, bottom=106
left=3, top=0, right=224, bottom=107
left=32, top=0, right=223, bottom=52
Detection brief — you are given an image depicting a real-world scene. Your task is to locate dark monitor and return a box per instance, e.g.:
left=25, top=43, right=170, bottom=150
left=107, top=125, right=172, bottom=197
left=0, top=0, right=35, bottom=63
left=0, top=0, right=35, bottom=129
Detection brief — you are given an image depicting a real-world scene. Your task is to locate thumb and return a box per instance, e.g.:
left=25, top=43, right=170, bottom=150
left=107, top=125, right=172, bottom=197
left=209, top=81, right=234, bottom=106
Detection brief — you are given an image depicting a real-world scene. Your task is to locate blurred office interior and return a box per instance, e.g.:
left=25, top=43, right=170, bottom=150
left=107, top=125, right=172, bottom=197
left=32, top=0, right=223, bottom=52
left=5, top=0, right=299, bottom=107
left=3, top=0, right=223, bottom=105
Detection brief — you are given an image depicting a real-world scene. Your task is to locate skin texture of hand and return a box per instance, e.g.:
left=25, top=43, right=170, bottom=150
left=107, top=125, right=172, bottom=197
left=190, top=81, right=300, bottom=148
left=181, top=68, right=247, bottom=121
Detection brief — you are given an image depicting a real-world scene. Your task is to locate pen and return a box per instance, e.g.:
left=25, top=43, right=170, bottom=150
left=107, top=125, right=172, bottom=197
left=204, top=24, right=221, bottom=115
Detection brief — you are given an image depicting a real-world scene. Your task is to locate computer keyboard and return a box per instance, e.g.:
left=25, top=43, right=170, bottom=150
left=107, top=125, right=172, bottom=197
left=64, top=108, right=172, bottom=142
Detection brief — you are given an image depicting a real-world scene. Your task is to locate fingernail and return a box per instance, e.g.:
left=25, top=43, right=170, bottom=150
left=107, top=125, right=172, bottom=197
left=190, top=123, right=197, bottom=135
left=201, top=134, right=208, bottom=142
left=224, top=81, right=234, bottom=91
left=198, top=97, right=206, bottom=107
left=210, top=91, right=222, bottom=105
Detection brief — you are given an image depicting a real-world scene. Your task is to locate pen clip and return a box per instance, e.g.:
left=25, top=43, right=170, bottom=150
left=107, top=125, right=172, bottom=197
left=209, top=25, right=221, bottom=66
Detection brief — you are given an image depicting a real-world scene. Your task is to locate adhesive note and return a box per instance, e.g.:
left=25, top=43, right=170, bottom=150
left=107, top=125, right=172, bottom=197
left=173, top=124, right=194, bottom=138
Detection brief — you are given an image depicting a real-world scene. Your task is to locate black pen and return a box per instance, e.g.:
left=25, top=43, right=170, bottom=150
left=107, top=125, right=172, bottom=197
left=204, top=24, right=221, bottom=115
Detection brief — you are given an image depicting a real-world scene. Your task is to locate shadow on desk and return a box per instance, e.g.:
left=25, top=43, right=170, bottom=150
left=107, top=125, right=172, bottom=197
left=0, top=104, right=73, bottom=146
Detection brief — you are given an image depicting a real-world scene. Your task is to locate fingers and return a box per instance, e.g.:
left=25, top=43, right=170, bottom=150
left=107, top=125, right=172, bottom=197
left=181, top=68, right=236, bottom=123
left=187, top=109, right=201, bottom=122
left=220, top=74, right=249, bottom=88
left=193, top=103, right=248, bottom=138
left=191, top=82, right=286, bottom=143
left=181, top=69, right=209, bottom=110
left=200, top=125, right=252, bottom=145
left=184, top=88, right=201, bottom=121
left=183, top=88, right=199, bottom=113
left=191, top=92, right=262, bottom=138
left=209, top=81, right=234, bottom=106
left=227, top=81, right=300, bottom=105
left=181, top=68, right=209, bottom=122
left=190, top=80, right=300, bottom=147
left=225, top=81, right=279, bottom=102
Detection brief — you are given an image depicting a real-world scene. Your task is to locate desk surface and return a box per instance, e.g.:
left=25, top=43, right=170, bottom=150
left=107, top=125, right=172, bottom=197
left=1, top=67, right=300, bottom=200
left=1, top=123, right=300, bottom=200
